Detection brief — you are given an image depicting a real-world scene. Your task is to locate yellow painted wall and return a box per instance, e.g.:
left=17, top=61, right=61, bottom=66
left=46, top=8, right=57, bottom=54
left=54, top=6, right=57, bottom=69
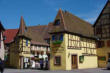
left=19, top=38, right=31, bottom=57
left=9, top=37, right=31, bottom=69
left=65, top=34, right=97, bottom=70
left=9, top=41, right=20, bottom=68
left=97, top=40, right=110, bottom=68
left=50, top=34, right=66, bottom=70
left=50, top=33, right=98, bottom=70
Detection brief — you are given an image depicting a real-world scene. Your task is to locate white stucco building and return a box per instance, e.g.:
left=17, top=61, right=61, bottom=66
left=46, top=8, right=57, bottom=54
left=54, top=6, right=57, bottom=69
left=0, top=22, right=5, bottom=60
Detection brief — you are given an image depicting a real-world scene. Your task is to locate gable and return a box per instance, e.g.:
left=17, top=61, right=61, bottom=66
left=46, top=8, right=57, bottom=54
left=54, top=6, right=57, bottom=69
left=94, top=0, right=110, bottom=27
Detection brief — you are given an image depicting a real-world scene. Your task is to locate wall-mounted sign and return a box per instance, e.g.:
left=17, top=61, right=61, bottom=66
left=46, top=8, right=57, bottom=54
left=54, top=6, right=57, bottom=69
left=79, top=55, right=84, bottom=63
left=98, top=56, right=106, bottom=61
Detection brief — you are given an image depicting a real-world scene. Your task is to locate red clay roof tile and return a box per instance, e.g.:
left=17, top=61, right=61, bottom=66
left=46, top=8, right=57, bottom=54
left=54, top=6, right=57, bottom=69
left=3, top=29, right=18, bottom=44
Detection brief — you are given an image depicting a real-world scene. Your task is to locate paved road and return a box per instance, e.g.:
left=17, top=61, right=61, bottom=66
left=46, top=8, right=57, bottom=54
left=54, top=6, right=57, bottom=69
left=3, top=68, right=110, bottom=73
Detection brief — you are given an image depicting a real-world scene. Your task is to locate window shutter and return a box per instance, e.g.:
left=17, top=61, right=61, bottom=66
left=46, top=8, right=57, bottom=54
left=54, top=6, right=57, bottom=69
left=60, top=34, right=63, bottom=41
left=26, top=40, right=28, bottom=46
left=52, top=35, right=55, bottom=41
left=96, top=41, right=100, bottom=48
left=107, top=40, right=110, bottom=47
left=96, top=41, right=104, bottom=48
left=101, top=41, right=104, bottom=47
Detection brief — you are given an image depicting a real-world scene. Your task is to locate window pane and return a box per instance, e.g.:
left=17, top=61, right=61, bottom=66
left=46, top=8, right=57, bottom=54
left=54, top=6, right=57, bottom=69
left=52, top=35, right=55, bottom=41
left=54, top=56, right=61, bottom=65
left=26, top=40, right=28, bottom=46
left=60, top=34, right=63, bottom=41
left=54, top=19, right=60, bottom=25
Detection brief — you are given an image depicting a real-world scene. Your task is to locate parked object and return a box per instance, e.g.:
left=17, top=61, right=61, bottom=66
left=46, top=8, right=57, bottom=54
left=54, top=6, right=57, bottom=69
left=107, top=58, right=110, bottom=70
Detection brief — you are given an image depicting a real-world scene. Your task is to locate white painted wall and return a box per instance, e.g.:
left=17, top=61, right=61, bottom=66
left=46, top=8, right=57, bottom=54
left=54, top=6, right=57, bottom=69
left=0, top=32, right=5, bottom=60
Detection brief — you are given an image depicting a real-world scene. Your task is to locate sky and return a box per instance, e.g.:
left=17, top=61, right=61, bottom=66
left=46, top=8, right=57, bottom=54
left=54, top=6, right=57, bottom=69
left=0, top=0, right=108, bottom=29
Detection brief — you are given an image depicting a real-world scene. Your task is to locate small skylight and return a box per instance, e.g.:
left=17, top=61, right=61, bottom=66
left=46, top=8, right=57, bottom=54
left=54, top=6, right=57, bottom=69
left=54, top=19, right=60, bottom=26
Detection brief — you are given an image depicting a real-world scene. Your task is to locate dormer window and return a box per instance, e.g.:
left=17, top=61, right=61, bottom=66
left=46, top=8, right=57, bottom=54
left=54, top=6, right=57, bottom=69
left=24, top=27, right=27, bottom=32
left=54, top=19, right=60, bottom=26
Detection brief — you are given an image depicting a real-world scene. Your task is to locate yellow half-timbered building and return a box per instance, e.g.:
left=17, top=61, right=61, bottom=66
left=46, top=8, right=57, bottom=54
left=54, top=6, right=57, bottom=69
left=9, top=16, right=31, bottom=69
left=7, top=16, right=50, bottom=69
left=50, top=9, right=98, bottom=70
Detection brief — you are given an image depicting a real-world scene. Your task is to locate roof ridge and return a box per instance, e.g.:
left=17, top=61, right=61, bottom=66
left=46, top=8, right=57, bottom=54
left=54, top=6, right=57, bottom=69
left=6, top=29, right=18, bottom=30
left=93, top=0, right=109, bottom=27
left=60, top=9, right=67, bottom=31
left=28, top=24, right=48, bottom=28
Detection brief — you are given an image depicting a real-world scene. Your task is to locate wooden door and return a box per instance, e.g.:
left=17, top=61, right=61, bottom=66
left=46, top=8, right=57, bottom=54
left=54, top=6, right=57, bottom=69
left=71, top=55, right=77, bottom=69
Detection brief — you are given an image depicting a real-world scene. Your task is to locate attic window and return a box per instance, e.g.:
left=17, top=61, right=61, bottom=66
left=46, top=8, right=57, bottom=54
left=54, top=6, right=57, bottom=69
left=25, top=27, right=27, bottom=32
left=54, top=19, right=60, bottom=26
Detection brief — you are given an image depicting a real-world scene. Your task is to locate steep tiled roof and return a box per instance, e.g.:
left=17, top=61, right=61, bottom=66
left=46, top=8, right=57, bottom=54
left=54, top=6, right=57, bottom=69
left=50, top=9, right=94, bottom=38
left=93, top=0, right=110, bottom=27
left=17, top=16, right=30, bottom=39
left=31, top=40, right=49, bottom=46
left=3, top=29, right=18, bottom=44
left=15, top=16, right=49, bottom=46
left=28, top=22, right=52, bottom=40
left=26, top=27, right=49, bottom=46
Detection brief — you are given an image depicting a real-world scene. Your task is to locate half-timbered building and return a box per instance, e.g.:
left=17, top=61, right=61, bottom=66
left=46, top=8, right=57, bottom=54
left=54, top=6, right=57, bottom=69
left=50, top=9, right=98, bottom=70
left=3, top=16, right=50, bottom=69
left=93, top=0, right=110, bottom=68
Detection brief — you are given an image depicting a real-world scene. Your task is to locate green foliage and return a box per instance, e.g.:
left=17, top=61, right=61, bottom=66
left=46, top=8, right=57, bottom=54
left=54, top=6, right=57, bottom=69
left=52, top=40, right=62, bottom=45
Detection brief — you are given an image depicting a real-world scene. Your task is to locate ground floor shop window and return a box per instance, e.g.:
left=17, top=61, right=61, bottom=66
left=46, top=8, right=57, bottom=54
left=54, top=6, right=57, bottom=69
left=23, top=57, right=30, bottom=69
left=79, top=55, right=84, bottom=63
left=98, top=56, right=106, bottom=61
left=54, top=56, right=61, bottom=66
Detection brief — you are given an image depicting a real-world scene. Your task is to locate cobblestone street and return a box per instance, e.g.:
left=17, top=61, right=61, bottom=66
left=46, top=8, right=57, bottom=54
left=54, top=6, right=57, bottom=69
left=3, top=68, right=110, bottom=73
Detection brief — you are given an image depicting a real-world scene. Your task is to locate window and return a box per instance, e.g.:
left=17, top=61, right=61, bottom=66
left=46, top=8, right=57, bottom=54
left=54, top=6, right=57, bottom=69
left=46, top=39, right=50, bottom=44
left=108, top=58, right=110, bottom=62
left=107, top=40, right=110, bottom=47
left=52, top=35, right=55, bottom=41
left=54, top=56, right=61, bottom=66
left=52, top=34, right=63, bottom=41
left=98, top=56, right=106, bottom=61
left=59, top=34, right=63, bottom=41
left=54, top=19, right=60, bottom=26
left=26, top=40, right=28, bottom=46
left=24, top=27, right=27, bottom=32
left=96, top=41, right=104, bottom=48
left=96, top=27, right=102, bottom=34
